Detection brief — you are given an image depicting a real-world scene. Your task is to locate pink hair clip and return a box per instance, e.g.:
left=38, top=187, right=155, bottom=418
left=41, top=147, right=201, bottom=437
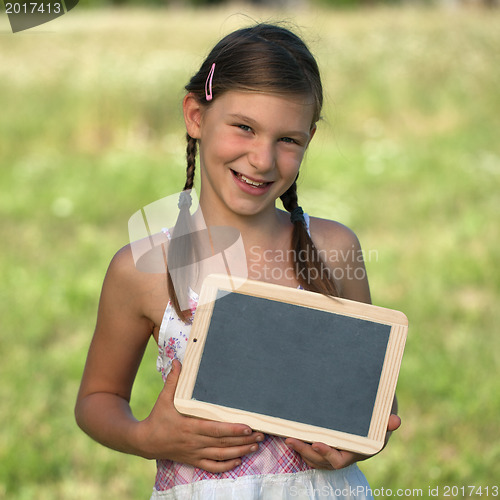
left=205, top=63, right=215, bottom=102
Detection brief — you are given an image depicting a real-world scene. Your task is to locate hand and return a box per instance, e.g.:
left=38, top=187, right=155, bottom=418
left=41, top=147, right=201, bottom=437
left=285, top=414, right=402, bottom=470
left=134, top=359, right=264, bottom=472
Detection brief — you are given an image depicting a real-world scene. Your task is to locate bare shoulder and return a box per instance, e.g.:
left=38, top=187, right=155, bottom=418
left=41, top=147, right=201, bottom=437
left=106, top=235, right=168, bottom=292
left=308, top=216, right=362, bottom=253
left=308, top=216, right=371, bottom=303
left=100, top=244, right=149, bottom=319
left=104, top=244, right=149, bottom=299
left=101, top=241, right=169, bottom=329
left=107, top=243, right=139, bottom=281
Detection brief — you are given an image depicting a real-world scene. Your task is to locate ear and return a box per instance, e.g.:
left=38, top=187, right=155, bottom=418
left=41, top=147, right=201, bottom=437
left=183, top=93, right=203, bottom=140
left=307, top=125, right=317, bottom=147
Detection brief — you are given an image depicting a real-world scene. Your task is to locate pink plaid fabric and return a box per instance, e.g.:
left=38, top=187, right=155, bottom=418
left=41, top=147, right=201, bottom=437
left=154, top=435, right=311, bottom=491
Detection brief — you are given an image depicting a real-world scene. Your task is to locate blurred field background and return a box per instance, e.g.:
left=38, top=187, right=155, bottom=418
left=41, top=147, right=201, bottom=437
left=1, top=3, right=499, bottom=499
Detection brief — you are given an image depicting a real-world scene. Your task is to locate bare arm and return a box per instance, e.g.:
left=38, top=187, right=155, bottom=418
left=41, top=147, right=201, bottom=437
left=75, top=245, right=263, bottom=471
left=75, top=245, right=158, bottom=455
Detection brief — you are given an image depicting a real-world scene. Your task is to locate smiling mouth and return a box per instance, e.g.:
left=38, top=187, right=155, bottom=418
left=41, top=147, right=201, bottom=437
left=231, top=170, right=271, bottom=188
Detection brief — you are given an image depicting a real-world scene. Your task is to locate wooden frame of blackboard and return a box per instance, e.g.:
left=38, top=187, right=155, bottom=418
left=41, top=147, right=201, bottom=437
left=174, top=274, right=408, bottom=455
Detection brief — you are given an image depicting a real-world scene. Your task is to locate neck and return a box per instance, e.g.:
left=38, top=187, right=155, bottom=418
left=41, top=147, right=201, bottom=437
left=193, top=199, right=298, bottom=287
left=199, top=203, right=286, bottom=243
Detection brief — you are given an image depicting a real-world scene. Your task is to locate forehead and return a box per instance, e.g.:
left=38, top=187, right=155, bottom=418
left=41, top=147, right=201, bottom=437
left=208, top=91, right=316, bottom=130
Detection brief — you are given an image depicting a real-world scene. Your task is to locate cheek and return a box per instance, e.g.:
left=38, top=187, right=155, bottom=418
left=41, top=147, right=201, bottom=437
left=280, top=151, right=304, bottom=178
left=205, top=134, right=244, bottom=164
left=279, top=158, right=302, bottom=194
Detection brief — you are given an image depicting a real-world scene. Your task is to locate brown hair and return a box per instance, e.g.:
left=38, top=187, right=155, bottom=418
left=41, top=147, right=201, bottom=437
left=169, top=23, right=338, bottom=321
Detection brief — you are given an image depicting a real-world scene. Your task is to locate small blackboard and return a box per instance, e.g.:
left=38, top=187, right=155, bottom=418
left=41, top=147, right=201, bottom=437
left=175, top=274, right=408, bottom=455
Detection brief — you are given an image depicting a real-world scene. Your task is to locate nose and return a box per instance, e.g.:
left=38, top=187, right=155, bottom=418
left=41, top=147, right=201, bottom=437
left=248, top=139, right=276, bottom=173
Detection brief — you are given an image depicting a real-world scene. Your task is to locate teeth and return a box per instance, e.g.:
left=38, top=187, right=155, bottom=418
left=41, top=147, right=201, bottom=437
left=238, top=173, right=266, bottom=187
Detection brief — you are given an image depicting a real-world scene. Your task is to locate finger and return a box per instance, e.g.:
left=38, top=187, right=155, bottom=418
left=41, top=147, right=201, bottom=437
left=285, top=437, right=307, bottom=454
left=310, top=442, right=342, bottom=469
left=161, top=359, right=182, bottom=402
left=311, top=442, right=342, bottom=462
left=311, top=442, right=363, bottom=470
left=285, top=438, right=331, bottom=469
left=387, top=414, right=401, bottom=432
left=311, top=442, right=349, bottom=470
left=187, top=419, right=265, bottom=449
left=197, top=457, right=243, bottom=474
left=196, top=418, right=263, bottom=442
left=203, top=442, right=260, bottom=463
left=203, top=431, right=264, bottom=449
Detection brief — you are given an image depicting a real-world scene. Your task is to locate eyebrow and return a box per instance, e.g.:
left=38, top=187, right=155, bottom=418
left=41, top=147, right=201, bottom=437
left=228, top=113, right=310, bottom=142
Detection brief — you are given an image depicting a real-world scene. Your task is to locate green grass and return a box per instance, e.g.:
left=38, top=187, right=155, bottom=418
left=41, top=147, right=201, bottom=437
left=1, top=5, right=499, bottom=499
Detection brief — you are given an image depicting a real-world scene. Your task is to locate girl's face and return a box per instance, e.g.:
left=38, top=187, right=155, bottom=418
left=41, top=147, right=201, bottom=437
left=184, top=90, right=316, bottom=221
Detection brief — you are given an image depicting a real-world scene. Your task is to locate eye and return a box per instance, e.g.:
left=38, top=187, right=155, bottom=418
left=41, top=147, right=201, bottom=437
left=236, top=124, right=252, bottom=132
left=280, top=137, right=299, bottom=145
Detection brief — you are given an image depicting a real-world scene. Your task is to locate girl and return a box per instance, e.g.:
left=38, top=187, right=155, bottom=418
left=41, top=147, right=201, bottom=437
left=75, top=23, right=401, bottom=499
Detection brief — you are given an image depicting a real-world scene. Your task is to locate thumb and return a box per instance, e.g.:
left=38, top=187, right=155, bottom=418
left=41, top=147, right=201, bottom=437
left=387, top=414, right=402, bottom=432
left=162, top=359, right=182, bottom=401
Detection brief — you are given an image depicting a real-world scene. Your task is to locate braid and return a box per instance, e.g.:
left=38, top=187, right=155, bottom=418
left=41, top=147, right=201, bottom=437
left=165, top=134, right=199, bottom=322
left=280, top=179, right=299, bottom=213
left=281, top=181, right=339, bottom=297
left=184, top=133, right=197, bottom=191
